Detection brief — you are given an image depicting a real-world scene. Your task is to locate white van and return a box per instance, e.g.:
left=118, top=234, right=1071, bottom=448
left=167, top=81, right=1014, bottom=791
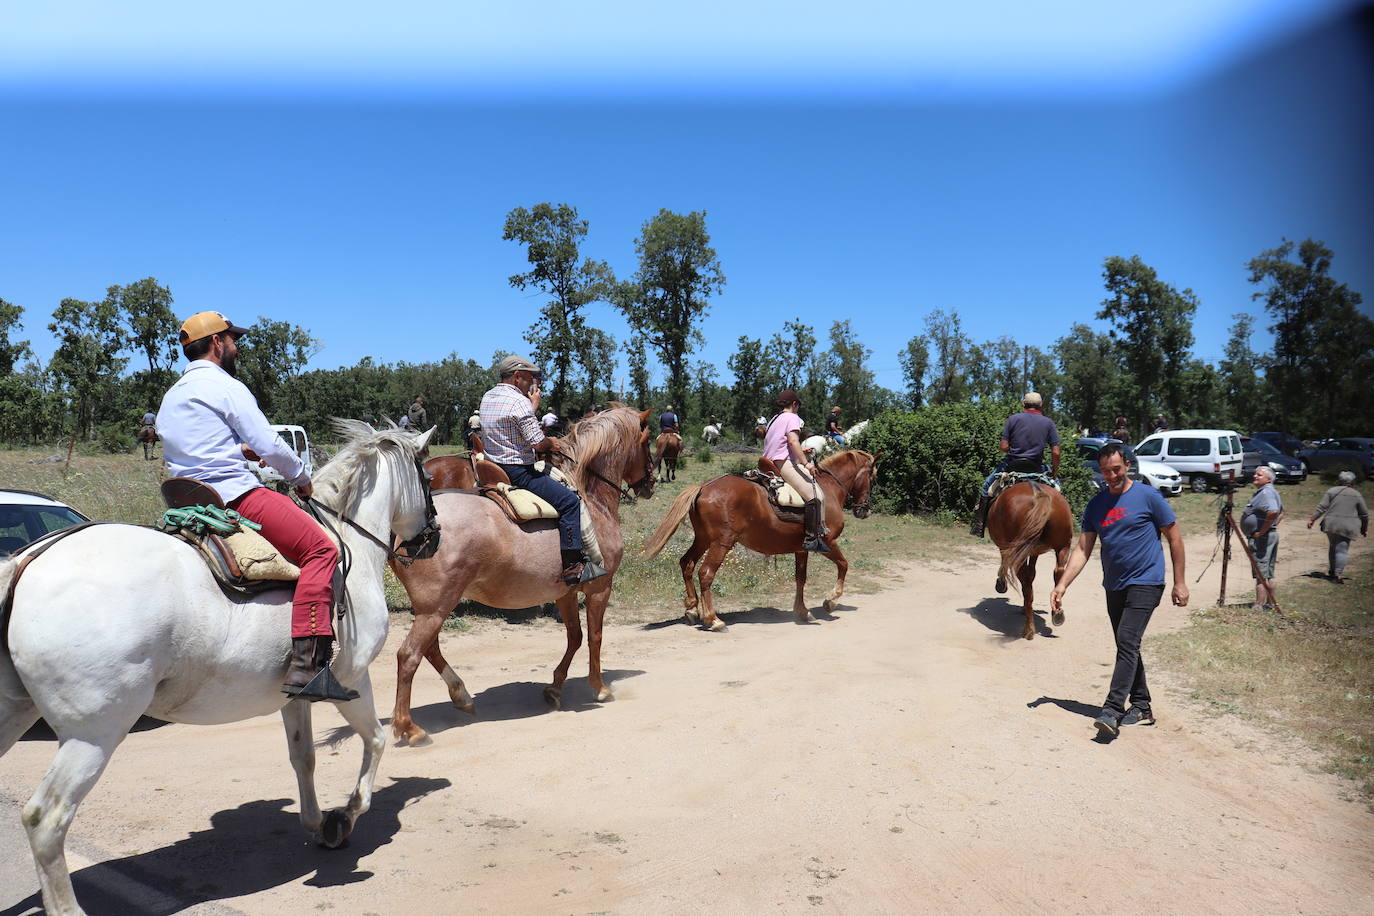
left=253, top=424, right=313, bottom=489
left=1133, top=429, right=1243, bottom=493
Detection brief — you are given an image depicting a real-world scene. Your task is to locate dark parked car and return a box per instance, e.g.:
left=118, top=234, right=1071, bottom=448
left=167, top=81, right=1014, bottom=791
left=1297, top=438, right=1374, bottom=478
left=0, top=489, right=91, bottom=556
left=1075, top=437, right=1142, bottom=491
left=1249, top=431, right=1304, bottom=457
left=1240, top=437, right=1306, bottom=483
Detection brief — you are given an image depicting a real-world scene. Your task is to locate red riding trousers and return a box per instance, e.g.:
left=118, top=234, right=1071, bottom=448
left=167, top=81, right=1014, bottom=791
left=229, top=487, right=337, bottom=638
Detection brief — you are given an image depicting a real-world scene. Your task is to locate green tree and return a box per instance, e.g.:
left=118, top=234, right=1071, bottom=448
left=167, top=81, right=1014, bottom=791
left=1053, top=323, right=1119, bottom=431
left=1247, top=239, right=1371, bottom=434
left=1097, top=256, right=1197, bottom=430
left=235, top=317, right=322, bottom=416
left=1218, top=313, right=1264, bottom=430
left=574, top=326, right=617, bottom=409
left=827, top=320, right=879, bottom=421
left=624, top=336, right=652, bottom=407
left=615, top=209, right=725, bottom=412
left=898, top=334, right=929, bottom=408
left=0, top=297, right=34, bottom=376
left=47, top=290, right=128, bottom=438
left=727, top=335, right=775, bottom=432
left=503, top=203, right=615, bottom=417
left=113, top=277, right=179, bottom=411
left=922, top=309, right=971, bottom=405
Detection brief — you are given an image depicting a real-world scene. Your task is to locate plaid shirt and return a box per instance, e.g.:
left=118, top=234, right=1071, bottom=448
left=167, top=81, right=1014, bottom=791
left=479, top=383, right=544, bottom=465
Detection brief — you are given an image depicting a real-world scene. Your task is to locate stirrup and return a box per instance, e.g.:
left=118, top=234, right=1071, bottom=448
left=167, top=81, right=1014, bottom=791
left=804, top=537, right=831, bottom=554
left=282, top=666, right=360, bottom=703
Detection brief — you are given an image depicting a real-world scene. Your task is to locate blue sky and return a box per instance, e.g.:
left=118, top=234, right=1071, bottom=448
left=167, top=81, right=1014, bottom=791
left=2, top=1, right=1370, bottom=396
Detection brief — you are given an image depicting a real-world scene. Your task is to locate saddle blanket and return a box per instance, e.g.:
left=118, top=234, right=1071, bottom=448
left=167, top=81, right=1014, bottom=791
left=989, top=471, right=1061, bottom=500
left=484, top=463, right=604, bottom=565
left=742, top=469, right=807, bottom=509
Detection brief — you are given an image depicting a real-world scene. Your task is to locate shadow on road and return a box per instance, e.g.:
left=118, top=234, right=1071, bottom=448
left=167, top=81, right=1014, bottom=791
left=642, top=602, right=854, bottom=631
left=0, top=776, right=449, bottom=916
left=21, top=716, right=172, bottom=742
left=957, top=597, right=1055, bottom=640
left=1026, top=696, right=1099, bottom=718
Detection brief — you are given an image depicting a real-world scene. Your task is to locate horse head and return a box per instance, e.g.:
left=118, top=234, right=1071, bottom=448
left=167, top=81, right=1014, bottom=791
left=562, top=406, right=657, bottom=503
left=320, top=420, right=441, bottom=562
left=820, top=449, right=878, bottom=519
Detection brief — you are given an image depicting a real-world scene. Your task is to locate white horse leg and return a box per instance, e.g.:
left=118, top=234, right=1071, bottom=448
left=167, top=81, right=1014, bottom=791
left=281, top=700, right=323, bottom=836
left=323, top=673, right=386, bottom=848
left=23, top=733, right=123, bottom=916
left=0, top=695, right=41, bottom=757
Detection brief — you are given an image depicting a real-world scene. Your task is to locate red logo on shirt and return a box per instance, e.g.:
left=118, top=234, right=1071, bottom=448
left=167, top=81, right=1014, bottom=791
left=1101, top=507, right=1130, bottom=527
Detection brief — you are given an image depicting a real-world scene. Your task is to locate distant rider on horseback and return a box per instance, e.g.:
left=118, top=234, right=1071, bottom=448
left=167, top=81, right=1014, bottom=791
left=157, top=310, right=353, bottom=701
left=480, top=354, right=605, bottom=585
left=970, top=391, right=1061, bottom=537
left=659, top=405, right=680, bottom=434
left=763, top=389, right=830, bottom=553
left=825, top=406, right=846, bottom=446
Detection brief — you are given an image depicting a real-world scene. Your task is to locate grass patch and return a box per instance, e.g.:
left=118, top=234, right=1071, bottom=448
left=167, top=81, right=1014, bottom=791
left=1153, top=478, right=1374, bottom=806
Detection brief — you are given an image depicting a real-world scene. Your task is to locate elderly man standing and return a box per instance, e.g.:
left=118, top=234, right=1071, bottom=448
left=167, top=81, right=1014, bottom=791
left=1051, top=444, right=1188, bottom=736
left=480, top=355, right=604, bottom=584
left=1243, top=467, right=1283, bottom=610
left=1308, top=470, right=1369, bottom=584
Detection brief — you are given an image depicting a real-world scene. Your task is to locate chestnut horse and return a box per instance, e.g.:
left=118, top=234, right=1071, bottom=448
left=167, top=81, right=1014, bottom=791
left=136, top=424, right=159, bottom=460
left=643, top=450, right=878, bottom=631
left=388, top=406, right=656, bottom=745
left=986, top=480, right=1073, bottom=640
left=654, top=430, right=682, bottom=482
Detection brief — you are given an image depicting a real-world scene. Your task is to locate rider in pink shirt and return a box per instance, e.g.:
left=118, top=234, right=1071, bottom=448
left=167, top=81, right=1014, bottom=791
left=761, top=389, right=829, bottom=552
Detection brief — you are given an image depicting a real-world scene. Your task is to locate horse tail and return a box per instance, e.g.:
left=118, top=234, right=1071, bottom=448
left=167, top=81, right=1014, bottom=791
left=998, top=484, right=1052, bottom=595
left=0, top=556, right=31, bottom=702
left=642, top=483, right=704, bottom=558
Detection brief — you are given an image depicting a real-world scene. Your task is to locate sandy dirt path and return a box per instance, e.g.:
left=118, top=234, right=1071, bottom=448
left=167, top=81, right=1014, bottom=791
left=2, top=522, right=1371, bottom=915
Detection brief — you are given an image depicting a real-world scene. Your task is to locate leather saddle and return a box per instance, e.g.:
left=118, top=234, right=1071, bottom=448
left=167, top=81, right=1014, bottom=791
left=742, top=457, right=807, bottom=519
left=987, top=470, right=1061, bottom=503
left=160, top=477, right=301, bottom=593
left=456, top=458, right=604, bottom=565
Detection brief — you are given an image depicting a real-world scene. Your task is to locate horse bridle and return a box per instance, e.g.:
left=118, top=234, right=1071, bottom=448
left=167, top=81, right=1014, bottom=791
left=306, top=453, right=441, bottom=568
left=818, top=464, right=873, bottom=517
left=550, top=443, right=655, bottom=505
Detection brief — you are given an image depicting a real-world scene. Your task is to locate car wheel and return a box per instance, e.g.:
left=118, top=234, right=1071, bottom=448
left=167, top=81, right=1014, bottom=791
left=1301, top=459, right=1311, bottom=473
left=1189, top=474, right=1210, bottom=493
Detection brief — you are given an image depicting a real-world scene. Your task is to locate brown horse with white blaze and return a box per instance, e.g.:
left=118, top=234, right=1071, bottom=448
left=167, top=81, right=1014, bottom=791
left=387, top=406, right=656, bottom=745
left=642, top=450, right=878, bottom=630
left=986, top=480, right=1073, bottom=640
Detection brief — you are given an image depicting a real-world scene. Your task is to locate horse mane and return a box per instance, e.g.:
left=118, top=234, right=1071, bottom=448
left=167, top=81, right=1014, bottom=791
left=819, top=449, right=873, bottom=475
left=563, top=404, right=642, bottom=497
left=312, top=418, right=425, bottom=516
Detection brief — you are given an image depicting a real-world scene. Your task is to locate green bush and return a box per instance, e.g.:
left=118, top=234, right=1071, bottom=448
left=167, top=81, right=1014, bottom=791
left=695, top=444, right=713, bottom=463
left=857, top=403, right=1097, bottom=519
left=1319, top=460, right=1366, bottom=484
left=95, top=421, right=134, bottom=455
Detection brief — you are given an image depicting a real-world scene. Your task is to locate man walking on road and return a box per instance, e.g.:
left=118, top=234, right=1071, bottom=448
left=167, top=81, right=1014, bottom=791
left=1050, top=443, right=1188, bottom=737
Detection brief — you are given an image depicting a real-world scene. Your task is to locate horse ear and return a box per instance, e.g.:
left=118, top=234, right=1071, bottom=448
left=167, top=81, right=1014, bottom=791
left=638, top=408, right=652, bottom=428
left=639, top=426, right=650, bottom=445
left=415, top=426, right=436, bottom=451
left=872, top=451, right=884, bottom=464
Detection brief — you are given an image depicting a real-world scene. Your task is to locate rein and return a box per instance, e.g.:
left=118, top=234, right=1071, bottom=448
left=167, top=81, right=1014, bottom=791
left=818, top=461, right=873, bottom=513
left=550, top=449, right=651, bottom=506
left=304, top=453, right=440, bottom=568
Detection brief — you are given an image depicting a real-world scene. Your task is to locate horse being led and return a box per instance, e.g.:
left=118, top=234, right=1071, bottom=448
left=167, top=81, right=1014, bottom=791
left=388, top=405, right=656, bottom=746
left=986, top=479, right=1073, bottom=640
left=654, top=430, right=683, bottom=482
left=643, top=449, right=878, bottom=631
left=0, top=421, right=437, bottom=916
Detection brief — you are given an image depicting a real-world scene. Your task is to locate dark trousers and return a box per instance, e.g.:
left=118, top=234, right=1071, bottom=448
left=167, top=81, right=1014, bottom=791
left=500, top=463, right=583, bottom=553
left=1102, top=584, right=1165, bottom=717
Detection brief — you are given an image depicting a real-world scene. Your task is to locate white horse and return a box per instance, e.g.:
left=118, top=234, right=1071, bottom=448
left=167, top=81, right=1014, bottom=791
left=702, top=423, right=721, bottom=445
left=0, top=420, right=437, bottom=916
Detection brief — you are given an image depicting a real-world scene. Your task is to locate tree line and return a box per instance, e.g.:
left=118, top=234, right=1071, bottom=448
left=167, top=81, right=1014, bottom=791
left=2, top=210, right=1369, bottom=450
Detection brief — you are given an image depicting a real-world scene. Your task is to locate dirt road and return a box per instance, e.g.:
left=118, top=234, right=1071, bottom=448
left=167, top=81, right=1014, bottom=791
left=2, top=526, right=1370, bottom=915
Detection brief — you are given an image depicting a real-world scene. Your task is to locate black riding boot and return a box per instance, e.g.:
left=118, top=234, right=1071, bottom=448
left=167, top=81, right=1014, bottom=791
left=282, top=636, right=360, bottom=702
left=803, top=500, right=831, bottom=553
left=969, top=495, right=989, bottom=537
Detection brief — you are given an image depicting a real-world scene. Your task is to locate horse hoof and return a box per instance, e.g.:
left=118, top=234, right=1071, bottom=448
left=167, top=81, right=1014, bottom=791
left=319, top=809, right=352, bottom=849
left=596, top=687, right=614, bottom=702
left=795, top=610, right=814, bottom=624
left=544, top=686, right=562, bottom=709
left=995, top=578, right=1007, bottom=594
left=1051, top=610, right=1065, bottom=627
left=707, top=618, right=727, bottom=632
left=684, top=608, right=700, bottom=624
left=405, top=728, right=431, bottom=747
left=823, top=598, right=836, bottom=613
left=454, top=701, right=476, bottom=716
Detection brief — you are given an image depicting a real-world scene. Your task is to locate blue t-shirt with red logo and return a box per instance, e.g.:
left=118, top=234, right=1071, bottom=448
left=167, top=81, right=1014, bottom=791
left=1082, top=481, right=1176, bottom=591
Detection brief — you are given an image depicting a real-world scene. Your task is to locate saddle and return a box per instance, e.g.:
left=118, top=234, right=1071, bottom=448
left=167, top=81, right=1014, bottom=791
left=159, top=478, right=306, bottom=594
left=987, top=471, right=1061, bottom=502
left=473, top=461, right=604, bottom=565
left=742, top=458, right=807, bottom=521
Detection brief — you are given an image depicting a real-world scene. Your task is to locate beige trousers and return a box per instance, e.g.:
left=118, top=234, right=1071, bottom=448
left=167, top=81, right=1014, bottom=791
left=779, top=458, right=825, bottom=509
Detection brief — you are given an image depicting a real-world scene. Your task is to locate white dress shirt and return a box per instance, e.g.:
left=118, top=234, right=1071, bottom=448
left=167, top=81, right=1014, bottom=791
left=157, top=360, right=308, bottom=504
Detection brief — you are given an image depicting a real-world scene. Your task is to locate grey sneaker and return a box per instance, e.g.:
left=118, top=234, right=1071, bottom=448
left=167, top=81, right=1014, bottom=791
left=1120, top=706, right=1156, bottom=727
left=1094, top=712, right=1120, bottom=736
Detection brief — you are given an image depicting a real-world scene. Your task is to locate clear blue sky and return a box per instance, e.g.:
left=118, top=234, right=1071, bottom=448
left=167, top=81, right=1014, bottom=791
left=2, top=1, right=1370, bottom=395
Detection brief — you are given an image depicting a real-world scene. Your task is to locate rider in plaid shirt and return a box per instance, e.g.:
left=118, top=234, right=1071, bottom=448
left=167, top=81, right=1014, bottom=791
left=480, top=355, right=605, bottom=584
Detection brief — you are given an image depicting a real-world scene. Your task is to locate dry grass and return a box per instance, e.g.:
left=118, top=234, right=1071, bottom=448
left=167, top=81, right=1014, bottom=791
left=1153, top=478, right=1374, bottom=806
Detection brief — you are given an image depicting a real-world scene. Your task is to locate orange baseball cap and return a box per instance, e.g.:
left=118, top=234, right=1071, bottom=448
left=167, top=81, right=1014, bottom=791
left=179, top=311, right=249, bottom=345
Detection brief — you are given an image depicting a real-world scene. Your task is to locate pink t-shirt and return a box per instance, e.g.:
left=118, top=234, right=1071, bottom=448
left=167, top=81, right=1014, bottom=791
left=763, top=412, right=804, bottom=462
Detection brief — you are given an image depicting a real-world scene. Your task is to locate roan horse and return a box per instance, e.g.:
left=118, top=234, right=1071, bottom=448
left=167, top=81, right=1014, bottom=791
left=654, top=430, right=683, bottom=482
left=0, top=421, right=438, bottom=916
left=986, top=480, right=1073, bottom=640
left=388, top=405, right=656, bottom=746
left=643, top=450, right=879, bottom=631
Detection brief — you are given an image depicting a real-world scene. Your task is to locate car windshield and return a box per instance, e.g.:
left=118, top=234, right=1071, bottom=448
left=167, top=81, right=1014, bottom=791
left=1248, top=439, right=1282, bottom=456
left=0, top=504, right=87, bottom=555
